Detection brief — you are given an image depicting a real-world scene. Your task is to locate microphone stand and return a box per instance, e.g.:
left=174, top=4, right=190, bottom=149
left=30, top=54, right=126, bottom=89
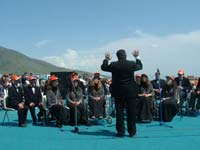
left=148, top=70, right=173, bottom=128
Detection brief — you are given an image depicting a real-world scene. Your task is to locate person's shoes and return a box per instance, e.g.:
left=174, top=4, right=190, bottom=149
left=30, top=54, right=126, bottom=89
left=19, top=122, right=27, bottom=127
left=56, top=120, right=63, bottom=128
left=79, top=119, right=92, bottom=126
left=116, top=132, right=125, bottom=138
left=99, top=116, right=103, bottom=119
left=91, top=116, right=96, bottom=119
left=56, top=123, right=63, bottom=128
left=129, top=133, right=136, bottom=137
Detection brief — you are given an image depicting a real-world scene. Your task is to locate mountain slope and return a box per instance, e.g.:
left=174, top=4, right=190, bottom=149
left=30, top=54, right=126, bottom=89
left=0, top=46, right=71, bottom=74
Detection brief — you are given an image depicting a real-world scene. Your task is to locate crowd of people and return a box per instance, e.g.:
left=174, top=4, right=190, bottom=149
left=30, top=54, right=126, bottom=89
left=0, top=49, right=199, bottom=138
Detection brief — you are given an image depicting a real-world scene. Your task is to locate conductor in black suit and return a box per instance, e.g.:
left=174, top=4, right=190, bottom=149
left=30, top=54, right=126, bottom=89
left=101, top=49, right=143, bottom=137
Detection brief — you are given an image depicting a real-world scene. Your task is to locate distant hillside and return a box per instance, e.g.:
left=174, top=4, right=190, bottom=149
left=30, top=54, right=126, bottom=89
left=0, top=46, right=86, bottom=75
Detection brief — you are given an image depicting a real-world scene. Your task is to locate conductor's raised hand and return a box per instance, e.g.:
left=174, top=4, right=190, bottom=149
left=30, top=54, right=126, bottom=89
left=105, top=52, right=111, bottom=60
left=132, top=49, right=139, bottom=57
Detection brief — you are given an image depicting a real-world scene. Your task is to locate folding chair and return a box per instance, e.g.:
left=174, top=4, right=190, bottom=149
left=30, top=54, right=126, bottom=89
left=1, top=97, right=16, bottom=125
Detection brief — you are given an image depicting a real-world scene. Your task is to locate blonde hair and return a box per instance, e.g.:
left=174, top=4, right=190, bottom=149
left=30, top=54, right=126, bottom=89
left=90, top=78, right=103, bottom=90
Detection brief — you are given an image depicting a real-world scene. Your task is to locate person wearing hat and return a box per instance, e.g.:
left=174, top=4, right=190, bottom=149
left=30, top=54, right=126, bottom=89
left=135, top=74, right=141, bottom=86
left=101, top=49, right=143, bottom=137
left=160, top=76, right=178, bottom=122
left=24, top=76, right=44, bottom=125
left=175, top=69, right=192, bottom=109
left=88, top=75, right=105, bottom=119
left=67, top=74, right=90, bottom=126
left=137, top=74, right=154, bottom=122
left=46, top=75, right=69, bottom=128
left=7, top=75, right=28, bottom=127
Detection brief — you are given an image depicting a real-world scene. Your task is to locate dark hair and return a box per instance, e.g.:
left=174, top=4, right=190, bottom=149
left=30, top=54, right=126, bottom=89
left=116, top=49, right=127, bottom=60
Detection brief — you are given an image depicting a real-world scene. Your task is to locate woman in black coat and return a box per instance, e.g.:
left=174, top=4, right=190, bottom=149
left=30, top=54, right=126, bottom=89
left=161, top=76, right=178, bottom=122
left=137, top=74, right=154, bottom=122
left=88, top=76, right=105, bottom=119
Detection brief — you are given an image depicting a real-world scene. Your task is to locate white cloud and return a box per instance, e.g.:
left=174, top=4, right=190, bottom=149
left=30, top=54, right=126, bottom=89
left=43, top=30, right=200, bottom=78
left=43, top=49, right=104, bottom=73
left=100, top=30, right=200, bottom=77
left=34, top=40, right=50, bottom=48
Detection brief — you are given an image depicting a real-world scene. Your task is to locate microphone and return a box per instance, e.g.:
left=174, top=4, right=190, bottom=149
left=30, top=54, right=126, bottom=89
left=157, top=68, right=160, bottom=74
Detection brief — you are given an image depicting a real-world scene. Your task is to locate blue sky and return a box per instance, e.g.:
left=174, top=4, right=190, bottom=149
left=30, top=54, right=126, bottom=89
left=0, top=0, right=200, bottom=77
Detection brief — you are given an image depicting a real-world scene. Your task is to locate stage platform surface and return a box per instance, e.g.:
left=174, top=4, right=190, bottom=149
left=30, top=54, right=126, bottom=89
left=0, top=110, right=200, bottom=150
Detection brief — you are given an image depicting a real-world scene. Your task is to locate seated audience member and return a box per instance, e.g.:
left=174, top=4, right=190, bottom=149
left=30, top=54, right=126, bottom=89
left=0, top=78, right=10, bottom=109
left=0, top=73, right=9, bottom=85
left=67, top=73, right=90, bottom=126
left=7, top=75, right=28, bottom=127
left=46, top=75, right=69, bottom=128
left=175, top=70, right=192, bottom=106
left=161, top=76, right=178, bottom=122
left=88, top=74, right=105, bottom=119
left=137, top=74, right=154, bottom=122
left=24, top=76, right=45, bottom=124
left=189, top=77, right=200, bottom=112
left=135, top=74, right=141, bottom=86
left=151, top=71, right=166, bottom=100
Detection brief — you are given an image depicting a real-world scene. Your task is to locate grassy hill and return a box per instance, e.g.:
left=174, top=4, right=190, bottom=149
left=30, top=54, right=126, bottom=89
left=0, top=46, right=88, bottom=75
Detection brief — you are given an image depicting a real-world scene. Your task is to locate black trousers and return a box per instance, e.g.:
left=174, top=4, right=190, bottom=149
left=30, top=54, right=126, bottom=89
left=161, top=99, right=178, bottom=122
left=16, top=106, right=28, bottom=124
left=9, top=104, right=28, bottom=124
left=89, top=98, right=105, bottom=118
left=28, top=104, right=45, bottom=122
left=114, top=97, right=136, bottom=135
left=49, top=105, right=69, bottom=125
left=68, top=103, right=87, bottom=124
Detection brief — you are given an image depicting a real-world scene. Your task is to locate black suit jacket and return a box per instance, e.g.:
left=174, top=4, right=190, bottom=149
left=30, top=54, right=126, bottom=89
left=101, top=58, right=143, bottom=98
left=24, top=85, right=42, bottom=105
left=175, top=77, right=192, bottom=92
left=8, top=84, right=24, bottom=108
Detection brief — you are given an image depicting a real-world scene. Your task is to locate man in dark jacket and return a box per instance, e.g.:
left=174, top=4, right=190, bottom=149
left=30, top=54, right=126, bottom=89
left=151, top=71, right=166, bottom=100
left=175, top=70, right=192, bottom=107
left=7, top=75, right=28, bottom=127
left=24, top=76, right=44, bottom=125
left=101, top=49, right=143, bottom=137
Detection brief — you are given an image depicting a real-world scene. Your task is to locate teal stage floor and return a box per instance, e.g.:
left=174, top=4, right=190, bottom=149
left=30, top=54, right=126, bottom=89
left=0, top=110, right=200, bottom=150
